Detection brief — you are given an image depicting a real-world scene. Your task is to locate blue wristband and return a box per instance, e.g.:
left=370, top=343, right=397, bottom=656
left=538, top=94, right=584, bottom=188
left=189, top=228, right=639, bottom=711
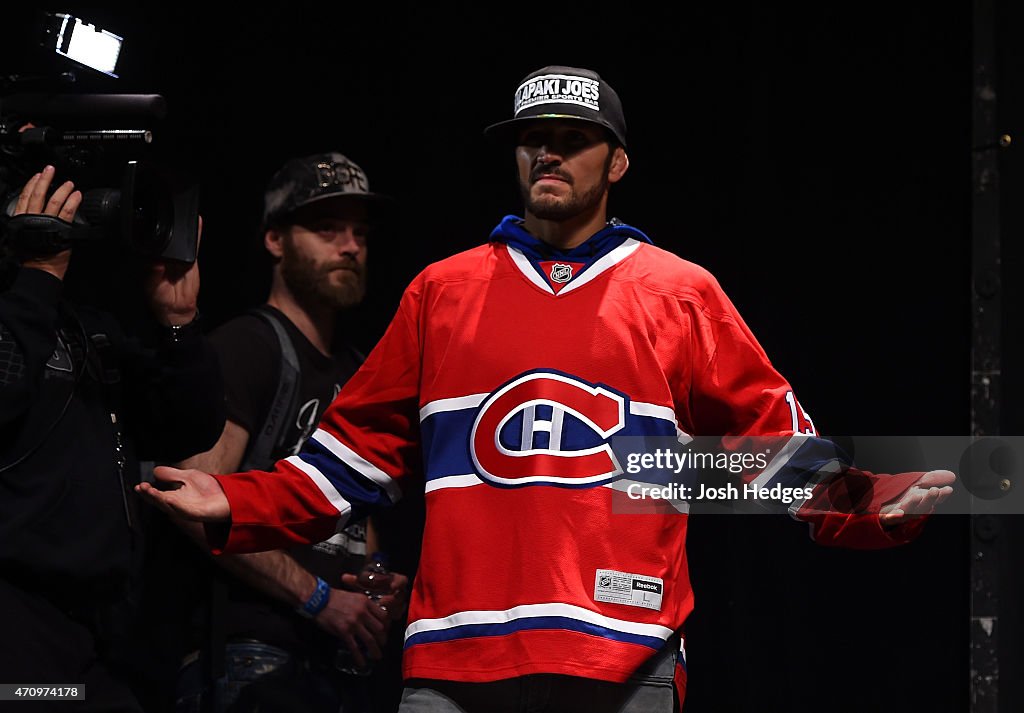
left=297, top=576, right=331, bottom=618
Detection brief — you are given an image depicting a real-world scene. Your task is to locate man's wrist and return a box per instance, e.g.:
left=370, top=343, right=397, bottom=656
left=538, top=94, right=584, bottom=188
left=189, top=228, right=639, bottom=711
left=296, top=576, right=331, bottom=618
left=161, top=312, right=201, bottom=343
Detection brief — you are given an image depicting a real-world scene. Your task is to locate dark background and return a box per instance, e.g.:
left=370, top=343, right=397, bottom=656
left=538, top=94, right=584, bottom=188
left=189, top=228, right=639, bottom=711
left=3, top=4, right=1022, bottom=712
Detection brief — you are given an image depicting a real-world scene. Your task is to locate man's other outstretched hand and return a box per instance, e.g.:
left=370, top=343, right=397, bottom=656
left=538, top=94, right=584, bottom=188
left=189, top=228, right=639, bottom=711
left=879, top=469, right=956, bottom=527
left=136, top=466, right=231, bottom=521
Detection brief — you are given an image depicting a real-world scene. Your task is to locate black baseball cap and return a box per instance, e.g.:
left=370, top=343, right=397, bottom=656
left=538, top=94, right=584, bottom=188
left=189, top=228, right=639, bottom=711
left=484, top=65, right=627, bottom=148
left=262, top=152, right=392, bottom=228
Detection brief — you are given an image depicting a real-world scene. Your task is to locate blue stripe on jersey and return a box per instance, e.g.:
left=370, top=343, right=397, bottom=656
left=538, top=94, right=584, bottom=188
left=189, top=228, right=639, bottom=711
left=762, top=437, right=852, bottom=491
left=297, top=437, right=394, bottom=509
left=421, top=408, right=679, bottom=482
left=420, top=408, right=476, bottom=480
left=404, top=616, right=668, bottom=651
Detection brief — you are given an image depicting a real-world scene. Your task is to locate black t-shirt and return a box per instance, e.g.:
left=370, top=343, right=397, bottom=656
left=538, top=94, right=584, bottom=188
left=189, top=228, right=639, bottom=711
left=210, top=306, right=361, bottom=460
left=204, top=306, right=365, bottom=651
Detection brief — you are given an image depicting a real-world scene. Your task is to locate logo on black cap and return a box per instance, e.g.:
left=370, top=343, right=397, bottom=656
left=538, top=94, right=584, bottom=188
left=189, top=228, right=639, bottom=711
left=314, top=158, right=369, bottom=193
left=484, top=65, right=627, bottom=148
left=262, top=152, right=390, bottom=228
left=516, top=73, right=601, bottom=114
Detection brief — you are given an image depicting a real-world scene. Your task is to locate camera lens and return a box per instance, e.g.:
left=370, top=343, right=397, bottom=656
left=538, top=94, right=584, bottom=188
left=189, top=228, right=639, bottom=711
left=78, top=189, right=121, bottom=226
left=126, top=173, right=172, bottom=256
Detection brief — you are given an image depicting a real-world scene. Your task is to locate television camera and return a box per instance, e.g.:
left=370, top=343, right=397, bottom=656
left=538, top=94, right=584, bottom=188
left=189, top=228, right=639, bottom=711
left=0, top=12, right=199, bottom=264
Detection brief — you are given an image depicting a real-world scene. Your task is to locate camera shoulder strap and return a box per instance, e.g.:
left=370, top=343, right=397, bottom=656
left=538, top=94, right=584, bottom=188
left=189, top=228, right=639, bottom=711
left=239, top=306, right=301, bottom=472
left=201, top=306, right=301, bottom=703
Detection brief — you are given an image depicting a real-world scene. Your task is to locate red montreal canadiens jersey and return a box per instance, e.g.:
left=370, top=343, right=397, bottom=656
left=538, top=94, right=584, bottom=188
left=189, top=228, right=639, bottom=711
left=212, top=237, right=924, bottom=685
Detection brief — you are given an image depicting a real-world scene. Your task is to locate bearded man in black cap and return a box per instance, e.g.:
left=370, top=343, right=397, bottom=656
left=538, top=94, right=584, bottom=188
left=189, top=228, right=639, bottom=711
left=141, top=69, right=954, bottom=713
left=174, top=152, right=407, bottom=713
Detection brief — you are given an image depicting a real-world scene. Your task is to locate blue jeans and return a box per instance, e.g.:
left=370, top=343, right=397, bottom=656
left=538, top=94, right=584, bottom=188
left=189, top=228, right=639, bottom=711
left=176, top=641, right=368, bottom=713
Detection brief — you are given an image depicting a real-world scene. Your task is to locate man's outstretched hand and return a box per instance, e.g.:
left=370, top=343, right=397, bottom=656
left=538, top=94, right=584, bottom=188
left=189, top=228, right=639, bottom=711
left=879, top=469, right=956, bottom=527
left=135, top=466, right=231, bottom=521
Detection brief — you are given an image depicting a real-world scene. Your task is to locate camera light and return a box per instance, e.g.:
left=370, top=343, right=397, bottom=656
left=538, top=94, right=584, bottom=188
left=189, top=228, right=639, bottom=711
left=54, top=14, right=123, bottom=78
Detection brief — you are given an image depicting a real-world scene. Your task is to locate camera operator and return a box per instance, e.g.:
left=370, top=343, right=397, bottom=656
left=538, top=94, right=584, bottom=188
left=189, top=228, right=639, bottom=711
left=0, top=165, right=225, bottom=712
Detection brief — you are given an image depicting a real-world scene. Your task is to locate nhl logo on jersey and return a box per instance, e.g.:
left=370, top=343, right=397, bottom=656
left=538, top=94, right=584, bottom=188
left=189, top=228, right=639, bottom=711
left=470, top=369, right=626, bottom=488
left=538, top=260, right=585, bottom=293
left=550, top=263, right=574, bottom=284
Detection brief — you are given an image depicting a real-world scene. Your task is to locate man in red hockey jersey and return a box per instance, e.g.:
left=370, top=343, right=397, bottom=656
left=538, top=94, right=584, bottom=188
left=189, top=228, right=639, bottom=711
left=138, top=66, right=954, bottom=713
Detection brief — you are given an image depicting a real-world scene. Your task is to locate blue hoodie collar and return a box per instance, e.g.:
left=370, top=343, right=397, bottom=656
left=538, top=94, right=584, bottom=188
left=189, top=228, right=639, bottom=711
left=489, top=215, right=653, bottom=264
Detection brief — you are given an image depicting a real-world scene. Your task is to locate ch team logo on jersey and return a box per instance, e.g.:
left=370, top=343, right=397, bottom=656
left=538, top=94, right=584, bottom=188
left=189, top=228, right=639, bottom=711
left=549, top=263, right=574, bottom=284
left=470, top=370, right=626, bottom=488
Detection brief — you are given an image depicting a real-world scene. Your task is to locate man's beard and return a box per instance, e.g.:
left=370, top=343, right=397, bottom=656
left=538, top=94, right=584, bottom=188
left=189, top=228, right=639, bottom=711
left=280, top=237, right=366, bottom=312
left=519, top=160, right=611, bottom=221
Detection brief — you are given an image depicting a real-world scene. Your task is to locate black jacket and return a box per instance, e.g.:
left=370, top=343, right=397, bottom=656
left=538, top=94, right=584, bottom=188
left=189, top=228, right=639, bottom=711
left=0, top=267, right=225, bottom=596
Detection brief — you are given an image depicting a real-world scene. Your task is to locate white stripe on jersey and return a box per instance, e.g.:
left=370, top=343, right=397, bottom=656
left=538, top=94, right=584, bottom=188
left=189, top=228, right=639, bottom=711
left=421, top=396, right=679, bottom=423
left=424, top=473, right=485, bottom=493
left=627, top=401, right=692, bottom=443
left=628, top=401, right=676, bottom=422
left=283, top=456, right=353, bottom=531
left=504, top=240, right=644, bottom=297
left=310, top=429, right=402, bottom=503
left=506, top=245, right=554, bottom=294
left=557, top=239, right=642, bottom=296
left=419, top=393, right=488, bottom=421
left=787, top=458, right=843, bottom=517
left=404, top=601, right=675, bottom=642
left=746, top=433, right=814, bottom=489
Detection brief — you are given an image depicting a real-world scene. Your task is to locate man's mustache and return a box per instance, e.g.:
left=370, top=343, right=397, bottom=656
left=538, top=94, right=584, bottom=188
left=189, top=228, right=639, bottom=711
left=531, top=166, right=572, bottom=184
left=324, top=258, right=363, bottom=276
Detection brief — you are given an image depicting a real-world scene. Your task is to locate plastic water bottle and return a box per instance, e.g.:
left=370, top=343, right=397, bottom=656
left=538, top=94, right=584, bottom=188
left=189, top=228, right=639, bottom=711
left=335, top=552, right=392, bottom=676
left=359, top=551, right=393, bottom=600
